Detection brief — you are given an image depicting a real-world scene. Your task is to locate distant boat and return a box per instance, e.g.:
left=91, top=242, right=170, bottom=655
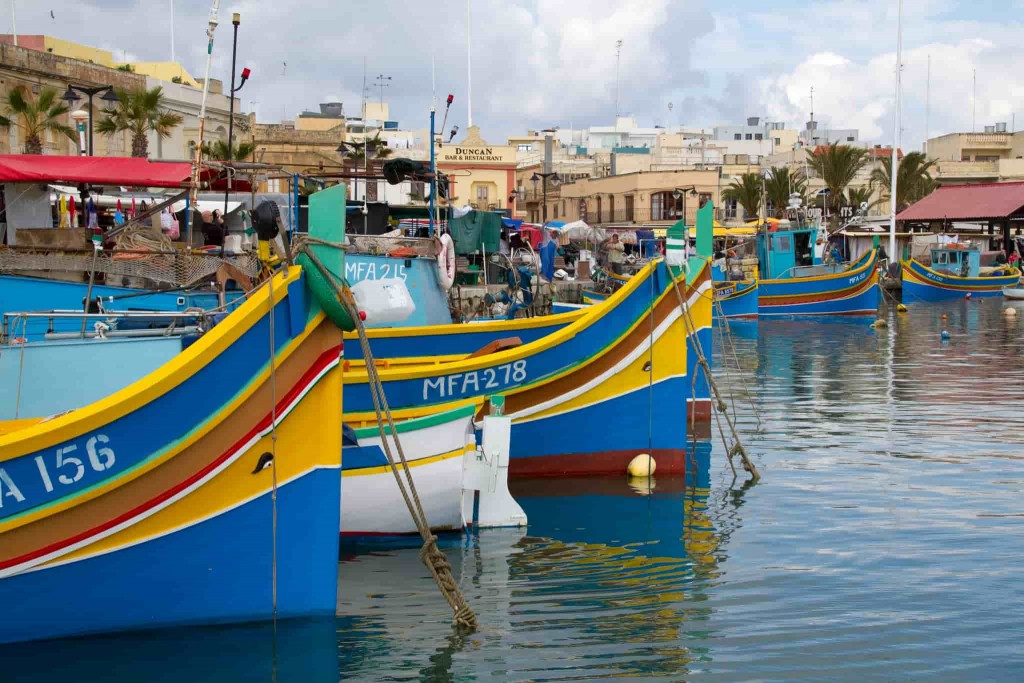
left=901, top=243, right=1021, bottom=301
left=755, top=220, right=879, bottom=316
left=1004, top=287, right=1024, bottom=300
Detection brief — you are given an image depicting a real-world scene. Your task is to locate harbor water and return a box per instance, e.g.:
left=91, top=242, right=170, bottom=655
left=4, top=297, right=1024, bottom=681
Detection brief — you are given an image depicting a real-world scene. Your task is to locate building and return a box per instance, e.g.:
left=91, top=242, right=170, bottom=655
left=798, top=119, right=859, bottom=147
left=556, top=169, right=723, bottom=228
left=436, top=126, right=517, bottom=212
left=711, top=117, right=798, bottom=159
left=0, top=35, right=235, bottom=160
left=925, top=126, right=1024, bottom=186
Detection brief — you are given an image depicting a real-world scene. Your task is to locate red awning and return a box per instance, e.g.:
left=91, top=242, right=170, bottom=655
left=0, top=155, right=215, bottom=188
left=896, top=182, right=1024, bottom=222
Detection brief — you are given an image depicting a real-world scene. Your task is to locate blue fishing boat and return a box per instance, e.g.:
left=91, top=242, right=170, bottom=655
left=755, top=223, right=879, bottom=316
left=901, top=243, right=1021, bottom=301
left=0, top=262, right=346, bottom=644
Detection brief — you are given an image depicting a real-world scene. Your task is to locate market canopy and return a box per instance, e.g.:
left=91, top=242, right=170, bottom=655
left=0, top=154, right=217, bottom=188
left=896, top=182, right=1024, bottom=222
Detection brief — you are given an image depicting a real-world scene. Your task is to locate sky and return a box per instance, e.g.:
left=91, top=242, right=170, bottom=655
left=11, top=0, right=1024, bottom=150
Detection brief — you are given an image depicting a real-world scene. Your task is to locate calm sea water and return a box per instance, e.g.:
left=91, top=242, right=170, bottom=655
left=5, top=297, right=1024, bottom=681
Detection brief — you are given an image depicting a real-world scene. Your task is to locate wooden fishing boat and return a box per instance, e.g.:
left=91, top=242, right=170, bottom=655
left=757, top=240, right=879, bottom=316
left=343, top=257, right=712, bottom=476
left=713, top=279, right=759, bottom=318
left=341, top=405, right=475, bottom=536
left=0, top=265, right=345, bottom=644
left=901, top=243, right=1021, bottom=301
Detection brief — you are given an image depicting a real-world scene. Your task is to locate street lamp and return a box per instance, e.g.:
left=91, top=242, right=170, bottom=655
left=671, top=185, right=698, bottom=222
left=224, top=12, right=252, bottom=217
left=70, top=109, right=88, bottom=156
left=531, top=171, right=559, bottom=224
left=62, top=84, right=119, bottom=156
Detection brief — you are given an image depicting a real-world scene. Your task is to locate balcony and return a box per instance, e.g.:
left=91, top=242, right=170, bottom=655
left=962, top=133, right=1011, bottom=149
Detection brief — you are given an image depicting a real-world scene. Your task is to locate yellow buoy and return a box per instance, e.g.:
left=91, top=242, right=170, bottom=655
left=896, top=304, right=908, bottom=313
left=1005, top=307, right=1018, bottom=317
left=627, top=453, right=656, bottom=477
left=870, top=318, right=888, bottom=328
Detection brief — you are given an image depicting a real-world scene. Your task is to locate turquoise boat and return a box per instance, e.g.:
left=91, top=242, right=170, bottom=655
left=901, top=243, right=1021, bottom=301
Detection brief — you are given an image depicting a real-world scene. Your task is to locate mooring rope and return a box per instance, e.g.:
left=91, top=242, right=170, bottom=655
left=670, top=264, right=760, bottom=482
left=295, top=242, right=477, bottom=630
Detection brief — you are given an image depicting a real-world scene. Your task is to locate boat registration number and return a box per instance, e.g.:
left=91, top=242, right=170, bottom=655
left=0, top=434, right=116, bottom=512
left=422, top=360, right=528, bottom=401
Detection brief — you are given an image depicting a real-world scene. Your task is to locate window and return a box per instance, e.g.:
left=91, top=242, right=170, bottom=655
left=596, top=196, right=603, bottom=223
left=745, top=133, right=753, bottom=140
left=698, top=192, right=712, bottom=209
left=650, top=191, right=684, bottom=221
left=517, top=144, right=532, bottom=151
left=476, top=185, right=489, bottom=201
left=734, top=133, right=742, bottom=140
left=765, top=199, right=774, bottom=217
left=609, top=195, right=616, bottom=221
left=846, top=136, right=855, bottom=142
left=725, top=198, right=738, bottom=219
left=625, top=194, right=635, bottom=222
left=774, top=137, right=781, bottom=146
left=578, top=199, right=588, bottom=222
left=755, top=133, right=763, bottom=141
left=553, top=202, right=559, bottom=218
left=411, top=181, right=425, bottom=199
left=267, top=178, right=281, bottom=193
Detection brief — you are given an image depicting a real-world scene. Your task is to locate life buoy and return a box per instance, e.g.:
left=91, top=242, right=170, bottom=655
left=437, top=232, right=456, bottom=290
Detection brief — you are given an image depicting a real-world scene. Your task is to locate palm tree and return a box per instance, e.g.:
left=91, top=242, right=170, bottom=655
left=845, top=186, right=873, bottom=212
left=806, top=143, right=870, bottom=223
left=869, top=151, right=937, bottom=212
left=201, top=139, right=255, bottom=161
left=764, top=166, right=807, bottom=218
left=721, top=172, right=764, bottom=220
left=342, top=133, right=393, bottom=162
left=0, top=86, right=76, bottom=154
left=97, top=86, right=184, bottom=158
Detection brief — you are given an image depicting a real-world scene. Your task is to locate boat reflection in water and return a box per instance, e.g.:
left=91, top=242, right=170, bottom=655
left=0, top=617, right=340, bottom=683
left=335, top=441, right=752, bottom=680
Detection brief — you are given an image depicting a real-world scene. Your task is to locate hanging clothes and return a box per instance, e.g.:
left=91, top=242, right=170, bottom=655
left=86, top=199, right=99, bottom=230
left=57, top=195, right=70, bottom=228
left=68, top=195, right=77, bottom=227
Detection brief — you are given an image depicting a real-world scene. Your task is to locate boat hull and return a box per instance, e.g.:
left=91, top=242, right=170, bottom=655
left=901, top=259, right=1021, bottom=301
left=713, top=279, right=759, bottom=319
left=0, top=268, right=343, bottom=644
left=341, top=406, right=474, bottom=535
left=758, top=250, right=879, bottom=316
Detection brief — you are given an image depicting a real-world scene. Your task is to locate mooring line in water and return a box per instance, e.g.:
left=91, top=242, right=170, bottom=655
left=296, top=242, right=478, bottom=630
left=711, top=299, right=762, bottom=430
left=670, top=269, right=759, bottom=482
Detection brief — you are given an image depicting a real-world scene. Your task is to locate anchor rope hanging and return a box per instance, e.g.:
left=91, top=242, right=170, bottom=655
left=670, top=265, right=760, bottom=482
left=294, top=242, right=478, bottom=630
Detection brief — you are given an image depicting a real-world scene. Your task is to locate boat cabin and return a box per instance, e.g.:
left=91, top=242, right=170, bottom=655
left=928, top=245, right=980, bottom=278
left=756, top=226, right=823, bottom=280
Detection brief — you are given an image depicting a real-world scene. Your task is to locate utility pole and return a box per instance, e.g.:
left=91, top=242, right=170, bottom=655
left=972, top=68, right=977, bottom=133
left=924, top=54, right=930, bottom=153
left=466, top=0, right=473, bottom=128
left=614, top=39, right=623, bottom=118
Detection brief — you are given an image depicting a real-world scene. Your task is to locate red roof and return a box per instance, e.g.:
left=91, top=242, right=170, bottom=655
left=896, top=181, right=1024, bottom=222
left=0, top=155, right=214, bottom=188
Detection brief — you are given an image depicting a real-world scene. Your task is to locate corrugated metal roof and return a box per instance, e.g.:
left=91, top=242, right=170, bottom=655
left=896, top=181, right=1024, bottom=222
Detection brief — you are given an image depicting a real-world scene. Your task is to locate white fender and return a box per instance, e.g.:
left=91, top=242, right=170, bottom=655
left=437, top=232, right=456, bottom=290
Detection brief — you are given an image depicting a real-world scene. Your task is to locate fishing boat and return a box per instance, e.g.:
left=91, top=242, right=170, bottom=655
left=341, top=404, right=475, bottom=536
left=344, top=256, right=712, bottom=476
left=0, top=262, right=345, bottom=644
left=901, top=243, right=1021, bottom=301
left=1004, top=287, right=1024, bottom=300
left=755, top=220, right=880, bottom=316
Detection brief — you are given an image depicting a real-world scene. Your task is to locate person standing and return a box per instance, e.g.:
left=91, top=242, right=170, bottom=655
left=606, top=232, right=625, bottom=275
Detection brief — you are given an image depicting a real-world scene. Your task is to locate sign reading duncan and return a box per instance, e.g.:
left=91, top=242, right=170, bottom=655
left=437, top=146, right=513, bottom=164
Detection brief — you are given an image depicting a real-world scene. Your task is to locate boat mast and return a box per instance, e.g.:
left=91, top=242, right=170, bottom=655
left=888, top=0, right=902, bottom=262
left=188, top=0, right=220, bottom=244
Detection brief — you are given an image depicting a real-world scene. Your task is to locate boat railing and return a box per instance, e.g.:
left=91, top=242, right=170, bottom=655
left=3, top=310, right=206, bottom=342
left=776, top=262, right=847, bottom=279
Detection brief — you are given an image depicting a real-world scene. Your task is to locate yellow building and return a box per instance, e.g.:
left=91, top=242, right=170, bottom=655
left=436, top=126, right=517, bottom=211
left=557, top=169, right=723, bottom=227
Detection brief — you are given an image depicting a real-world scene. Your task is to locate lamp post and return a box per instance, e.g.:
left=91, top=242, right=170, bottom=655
left=70, top=109, right=88, bottom=156
left=671, top=185, right=698, bottom=224
left=224, top=12, right=251, bottom=219
left=531, top=171, right=559, bottom=224
left=62, top=84, right=119, bottom=156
